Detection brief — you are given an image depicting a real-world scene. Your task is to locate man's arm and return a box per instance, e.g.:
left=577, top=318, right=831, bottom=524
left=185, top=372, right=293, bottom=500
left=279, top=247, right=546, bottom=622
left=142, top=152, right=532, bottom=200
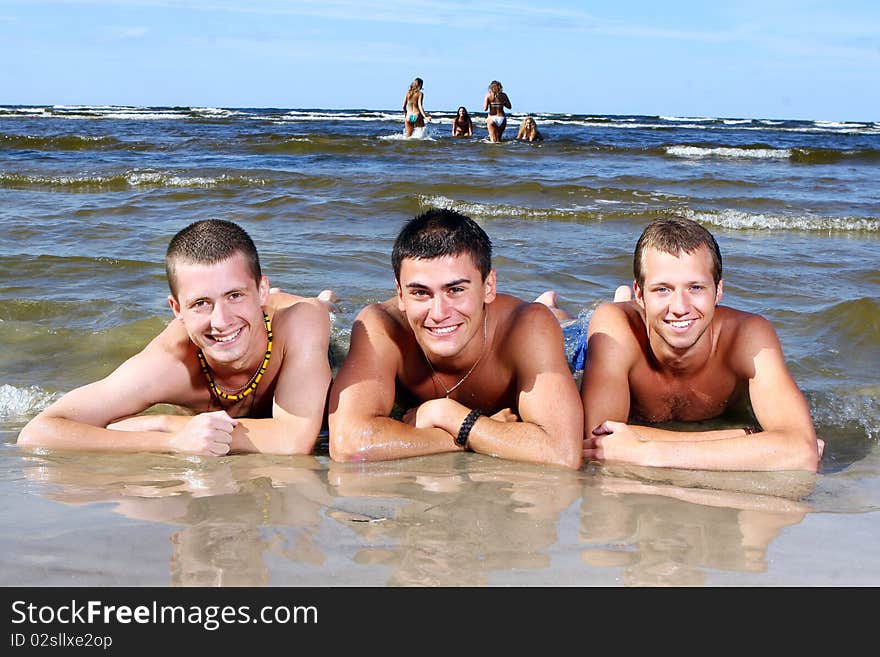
left=328, top=304, right=462, bottom=462
left=225, top=302, right=332, bottom=455
left=421, top=304, right=582, bottom=469
left=17, top=332, right=235, bottom=455
left=580, top=301, right=637, bottom=436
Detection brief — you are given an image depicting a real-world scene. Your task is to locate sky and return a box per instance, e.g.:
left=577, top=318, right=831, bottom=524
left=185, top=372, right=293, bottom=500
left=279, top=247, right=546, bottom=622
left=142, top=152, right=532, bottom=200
left=0, top=0, right=878, bottom=121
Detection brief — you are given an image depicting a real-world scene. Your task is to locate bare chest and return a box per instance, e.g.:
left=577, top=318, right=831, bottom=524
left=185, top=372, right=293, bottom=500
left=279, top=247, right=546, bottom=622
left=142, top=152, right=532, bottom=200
left=628, top=363, right=745, bottom=423
left=398, top=359, right=517, bottom=413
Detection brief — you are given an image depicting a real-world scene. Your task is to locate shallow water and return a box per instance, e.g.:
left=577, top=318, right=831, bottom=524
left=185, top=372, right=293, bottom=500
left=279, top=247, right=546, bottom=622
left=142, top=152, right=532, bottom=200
left=1, top=105, right=878, bottom=586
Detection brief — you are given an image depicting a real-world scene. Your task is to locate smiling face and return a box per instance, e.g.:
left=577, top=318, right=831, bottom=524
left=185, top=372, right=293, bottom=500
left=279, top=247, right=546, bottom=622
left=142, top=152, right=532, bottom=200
left=396, top=253, right=496, bottom=363
left=168, top=251, right=269, bottom=369
left=633, top=246, right=723, bottom=354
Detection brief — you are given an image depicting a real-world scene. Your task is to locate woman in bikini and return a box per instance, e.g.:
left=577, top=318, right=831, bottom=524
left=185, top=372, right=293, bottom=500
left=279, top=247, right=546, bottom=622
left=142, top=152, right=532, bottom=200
left=402, top=77, right=430, bottom=137
left=483, top=80, right=512, bottom=142
left=451, top=106, right=473, bottom=137
left=516, top=116, right=543, bottom=142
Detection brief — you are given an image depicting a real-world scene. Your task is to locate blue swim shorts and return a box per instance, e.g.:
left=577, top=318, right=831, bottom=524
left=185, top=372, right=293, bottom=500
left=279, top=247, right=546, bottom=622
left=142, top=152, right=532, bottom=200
left=562, top=309, right=591, bottom=374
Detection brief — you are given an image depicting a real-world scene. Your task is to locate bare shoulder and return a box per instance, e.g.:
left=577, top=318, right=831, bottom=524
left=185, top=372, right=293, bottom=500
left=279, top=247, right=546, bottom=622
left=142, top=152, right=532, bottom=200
left=719, top=306, right=779, bottom=345
left=273, top=298, right=330, bottom=333
left=718, top=306, right=784, bottom=370
left=588, top=300, right=641, bottom=337
left=143, top=319, right=194, bottom=363
left=353, top=298, right=406, bottom=333
left=496, top=295, right=561, bottom=356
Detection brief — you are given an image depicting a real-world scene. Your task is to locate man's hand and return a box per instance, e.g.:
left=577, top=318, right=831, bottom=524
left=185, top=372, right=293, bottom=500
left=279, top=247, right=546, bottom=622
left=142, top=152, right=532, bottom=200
left=583, top=420, right=649, bottom=464
left=168, top=410, right=237, bottom=456
left=401, top=398, right=450, bottom=430
left=490, top=407, right=519, bottom=423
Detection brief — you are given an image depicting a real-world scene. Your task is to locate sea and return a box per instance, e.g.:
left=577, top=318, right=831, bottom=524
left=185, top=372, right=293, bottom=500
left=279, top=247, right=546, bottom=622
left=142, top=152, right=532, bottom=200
left=0, top=105, right=878, bottom=587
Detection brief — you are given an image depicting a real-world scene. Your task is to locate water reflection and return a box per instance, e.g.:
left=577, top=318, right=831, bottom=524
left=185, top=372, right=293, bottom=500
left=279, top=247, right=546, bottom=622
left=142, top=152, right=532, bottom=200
left=579, top=464, right=815, bottom=586
left=326, top=453, right=582, bottom=586
left=14, top=449, right=817, bottom=586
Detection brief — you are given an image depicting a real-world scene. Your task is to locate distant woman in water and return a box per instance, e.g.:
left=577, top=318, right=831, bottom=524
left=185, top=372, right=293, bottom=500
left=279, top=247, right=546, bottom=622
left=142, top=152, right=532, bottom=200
left=402, top=77, right=430, bottom=137
left=516, top=116, right=543, bottom=142
left=483, top=80, right=512, bottom=142
left=451, top=106, right=473, bottom=137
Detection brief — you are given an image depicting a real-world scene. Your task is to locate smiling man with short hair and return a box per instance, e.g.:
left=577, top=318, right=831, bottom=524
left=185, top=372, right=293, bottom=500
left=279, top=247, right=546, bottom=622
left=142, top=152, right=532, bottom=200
left=328, top=209, right=583, bottom=469
left=18, top=219, right=333, bottom=456
left=580, top=216, right=822, bottom=471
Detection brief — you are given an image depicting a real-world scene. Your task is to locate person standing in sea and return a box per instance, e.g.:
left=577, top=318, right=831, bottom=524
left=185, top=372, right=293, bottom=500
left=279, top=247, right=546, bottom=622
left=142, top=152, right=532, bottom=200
left=483, top=80, right=512, bottom=142
left=402, top=77, right=431, bottom=137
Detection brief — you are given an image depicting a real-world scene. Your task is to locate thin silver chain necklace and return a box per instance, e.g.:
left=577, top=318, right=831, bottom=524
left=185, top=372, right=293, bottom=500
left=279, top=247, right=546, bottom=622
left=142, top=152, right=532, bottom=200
left=421, top=309, right=488, bottom=398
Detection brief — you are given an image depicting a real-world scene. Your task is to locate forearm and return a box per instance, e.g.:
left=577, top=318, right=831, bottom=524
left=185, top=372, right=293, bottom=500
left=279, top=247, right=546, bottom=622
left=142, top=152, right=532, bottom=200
left=18, top=415, right=174, bottom=453
left=329, top=414, right=460, bottom=462
left=229, top=416, right=323, bottom=455
left=467, top=418, right=581, bottom=469
left=630, top=425, right=751, bottom=442
left=625, top=429, right=819, bottom=472
left=429, top=399, right=581, bottom=469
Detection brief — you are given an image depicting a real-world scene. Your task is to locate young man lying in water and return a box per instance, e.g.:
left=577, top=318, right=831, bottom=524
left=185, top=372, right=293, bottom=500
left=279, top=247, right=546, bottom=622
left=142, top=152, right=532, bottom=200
left=558, top=216, right=823, bottom=472
left=18, top=219, right=335, bottom=456
left=328, top=208, right=583, bottom=469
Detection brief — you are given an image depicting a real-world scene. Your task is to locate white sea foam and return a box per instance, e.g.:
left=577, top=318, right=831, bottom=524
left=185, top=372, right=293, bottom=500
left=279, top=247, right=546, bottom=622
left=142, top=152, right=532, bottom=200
left=722, top=119, right=753, bottom=125
left=280, top=110, right=399, bottom=122
left=814, top=120, right=867, bottom=129
left=0, top=384, right=57, bottom=420
left=660, top=116, right=715, bottom=122
left=125, top=171, right=264, bottom=187
left=685, top=208, right=879, bottom=232
left=192, top=107, right=243, bottom=117
left=380, top=127, right=436, bottom=141
left=667, top=145, right=790, bottom=159
left=419, top=195, right=583, bottom=220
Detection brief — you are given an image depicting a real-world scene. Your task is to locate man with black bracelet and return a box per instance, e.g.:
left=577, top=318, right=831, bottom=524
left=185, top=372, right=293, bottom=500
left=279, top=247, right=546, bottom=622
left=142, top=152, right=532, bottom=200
left=328, top=208, right=583, bottom=469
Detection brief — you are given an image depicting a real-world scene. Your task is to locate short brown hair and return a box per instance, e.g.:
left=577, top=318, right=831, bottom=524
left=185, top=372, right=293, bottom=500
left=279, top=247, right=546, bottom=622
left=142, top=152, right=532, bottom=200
left=633, top=216, right=722, bottom=287
left=392, top=209, right=492, bottom=282
left=165, top=219, right=261, bottom=298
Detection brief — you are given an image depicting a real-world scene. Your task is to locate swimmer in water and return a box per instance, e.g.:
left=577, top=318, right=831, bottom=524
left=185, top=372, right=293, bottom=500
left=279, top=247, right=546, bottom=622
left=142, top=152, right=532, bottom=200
left=402, top=77, right=431, bottom=137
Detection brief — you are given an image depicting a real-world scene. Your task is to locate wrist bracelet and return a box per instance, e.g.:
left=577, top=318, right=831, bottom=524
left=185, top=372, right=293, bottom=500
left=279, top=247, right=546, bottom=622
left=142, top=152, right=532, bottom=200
left=456, top=408, right=483, bottom=447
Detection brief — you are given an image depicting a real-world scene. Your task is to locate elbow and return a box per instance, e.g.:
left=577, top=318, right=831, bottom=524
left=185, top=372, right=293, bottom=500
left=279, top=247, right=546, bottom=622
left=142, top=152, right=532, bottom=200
left=327, top=419, right=365, bottom=463
left=557, top=442, right=584, bottom=470
left=775, top=432, right=821, bottom=472
left=547, top=430, right=583, bottom=470
left=16, top=417, right=45, bottom=449
left=795, top=439, right=821, bottom=473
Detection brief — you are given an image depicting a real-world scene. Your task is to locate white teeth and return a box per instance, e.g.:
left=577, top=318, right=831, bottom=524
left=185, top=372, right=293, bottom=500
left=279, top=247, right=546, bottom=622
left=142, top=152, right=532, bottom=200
left=212, top=328, right=242, bottom=343
left=428, top=325, right=457, bottom=335
left=669, top=320, right=692, bottom=329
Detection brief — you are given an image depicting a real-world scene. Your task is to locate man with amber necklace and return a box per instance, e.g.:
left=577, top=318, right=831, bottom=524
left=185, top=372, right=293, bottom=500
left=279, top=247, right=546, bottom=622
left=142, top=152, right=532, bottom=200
left=328, top=209, right=583, bottom=469
left=19, top=219, right=334, bottom=456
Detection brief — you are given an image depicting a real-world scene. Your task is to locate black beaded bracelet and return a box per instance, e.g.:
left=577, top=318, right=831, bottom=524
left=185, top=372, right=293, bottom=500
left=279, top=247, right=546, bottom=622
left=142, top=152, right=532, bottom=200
left=456, top=408, right=483, bottom=447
